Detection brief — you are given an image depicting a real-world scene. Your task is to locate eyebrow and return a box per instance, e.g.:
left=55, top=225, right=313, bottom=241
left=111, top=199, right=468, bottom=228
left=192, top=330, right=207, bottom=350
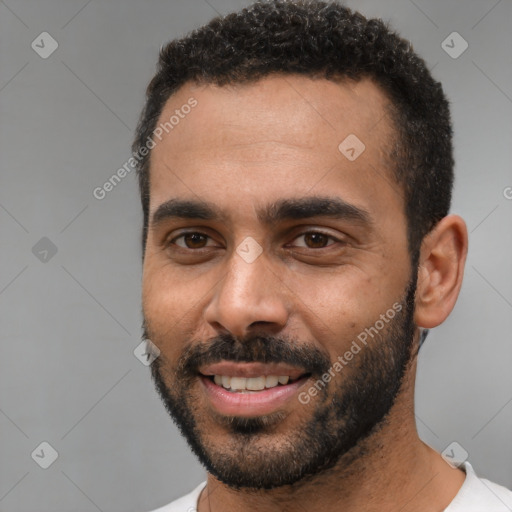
left=150, top=196, right=372, bottom=229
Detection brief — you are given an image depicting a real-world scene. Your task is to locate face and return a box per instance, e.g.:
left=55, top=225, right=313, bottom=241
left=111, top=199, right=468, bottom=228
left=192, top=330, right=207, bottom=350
left=142, top=75, right=417, bottom=489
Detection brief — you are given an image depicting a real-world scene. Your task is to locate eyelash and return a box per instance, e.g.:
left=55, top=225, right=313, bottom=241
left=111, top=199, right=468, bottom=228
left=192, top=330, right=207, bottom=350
left=166, top=230, right=342, bottom=250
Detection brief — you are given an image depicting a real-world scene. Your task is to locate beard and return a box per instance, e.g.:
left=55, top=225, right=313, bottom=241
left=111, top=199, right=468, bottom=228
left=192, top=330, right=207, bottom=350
left=145, top=272, right=418, bottom=491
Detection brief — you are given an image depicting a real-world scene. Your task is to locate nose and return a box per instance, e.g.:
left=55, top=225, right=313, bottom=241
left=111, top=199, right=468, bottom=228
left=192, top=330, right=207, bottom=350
left=204, top=246, right=290, bottom=340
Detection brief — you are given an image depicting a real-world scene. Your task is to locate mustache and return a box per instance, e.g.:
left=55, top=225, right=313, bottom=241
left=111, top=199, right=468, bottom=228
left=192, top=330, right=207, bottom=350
left=149, top=330, right=333, bottom=380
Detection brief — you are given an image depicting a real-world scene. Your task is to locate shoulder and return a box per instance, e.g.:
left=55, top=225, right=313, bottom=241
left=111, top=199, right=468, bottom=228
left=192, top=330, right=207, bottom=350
left=445, top=462, right=512, bottom=512
left=145, top=481, right=206, bottom=512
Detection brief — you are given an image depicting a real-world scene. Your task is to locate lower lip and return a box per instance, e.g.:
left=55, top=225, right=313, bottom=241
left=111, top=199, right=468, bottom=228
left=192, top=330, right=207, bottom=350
left=200, top=375, right=309, bottom=417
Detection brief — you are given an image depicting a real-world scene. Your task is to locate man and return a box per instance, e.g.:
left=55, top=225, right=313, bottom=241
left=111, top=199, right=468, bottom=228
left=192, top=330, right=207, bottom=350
left=132, top=1, right=512, bottom=511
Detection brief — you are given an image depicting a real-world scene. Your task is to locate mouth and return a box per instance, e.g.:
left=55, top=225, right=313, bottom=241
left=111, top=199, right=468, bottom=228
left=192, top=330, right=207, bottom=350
left=205, top=373, right=308, bottom=391
left=198, top=362, right=312, bottom=417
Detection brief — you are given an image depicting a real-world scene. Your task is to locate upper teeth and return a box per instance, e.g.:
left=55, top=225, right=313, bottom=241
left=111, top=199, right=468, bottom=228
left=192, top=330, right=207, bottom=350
left=213, top=375, right=290, bottom=390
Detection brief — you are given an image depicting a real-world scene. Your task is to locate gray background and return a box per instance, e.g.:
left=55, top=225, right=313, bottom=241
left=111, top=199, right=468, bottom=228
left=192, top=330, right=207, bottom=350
left=1, top=0, right=511, bottom=511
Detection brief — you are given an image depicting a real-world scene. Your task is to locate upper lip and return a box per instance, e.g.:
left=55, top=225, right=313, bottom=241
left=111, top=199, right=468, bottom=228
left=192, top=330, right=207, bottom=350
left=199, top=362, right=307, bottom=380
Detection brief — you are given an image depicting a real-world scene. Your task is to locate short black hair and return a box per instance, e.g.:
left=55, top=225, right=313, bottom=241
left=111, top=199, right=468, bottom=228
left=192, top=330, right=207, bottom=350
left=132, top=0, right=453, bottom=261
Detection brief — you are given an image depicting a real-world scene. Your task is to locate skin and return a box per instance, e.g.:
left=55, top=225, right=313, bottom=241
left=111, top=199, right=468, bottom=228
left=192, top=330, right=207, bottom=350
left=141, top=74, right=468, bottom=512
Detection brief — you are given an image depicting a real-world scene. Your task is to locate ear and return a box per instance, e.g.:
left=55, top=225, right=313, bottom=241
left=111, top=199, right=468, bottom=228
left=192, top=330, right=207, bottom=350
left=414, top=214, right=468, bottom=328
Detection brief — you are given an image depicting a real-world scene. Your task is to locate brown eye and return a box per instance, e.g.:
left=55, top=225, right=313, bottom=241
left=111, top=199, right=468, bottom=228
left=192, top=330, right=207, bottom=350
left=293, top=231, right=337, bottom=249
left=304, top=233, right=329, bottom=248
left=171, top=233, right=211, bottom=249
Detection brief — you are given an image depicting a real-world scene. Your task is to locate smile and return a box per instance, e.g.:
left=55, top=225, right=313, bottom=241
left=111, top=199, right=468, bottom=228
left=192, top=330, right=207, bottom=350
left=211, top=374, right=295, bottom=392
left=199, top=362, right=311, bottom=416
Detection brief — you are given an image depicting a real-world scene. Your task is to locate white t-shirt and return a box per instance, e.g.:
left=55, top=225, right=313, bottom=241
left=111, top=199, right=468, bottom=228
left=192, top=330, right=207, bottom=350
left=148, top=461, right=512, bottom=512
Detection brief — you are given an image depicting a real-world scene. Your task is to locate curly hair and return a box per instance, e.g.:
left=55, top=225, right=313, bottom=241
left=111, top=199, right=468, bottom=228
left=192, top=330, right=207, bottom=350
left=132, top=0, right=453, bottom=262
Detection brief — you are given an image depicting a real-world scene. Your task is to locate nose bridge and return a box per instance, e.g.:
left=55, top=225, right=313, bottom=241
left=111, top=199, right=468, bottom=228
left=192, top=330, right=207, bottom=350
left=225, top=248, right=268, bottom=304
left=205, top=242, right=289, bottom=337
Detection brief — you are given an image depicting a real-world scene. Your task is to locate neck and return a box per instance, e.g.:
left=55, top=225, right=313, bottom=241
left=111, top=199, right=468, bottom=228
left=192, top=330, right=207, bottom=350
left=199, top=357, right=465, bottom=512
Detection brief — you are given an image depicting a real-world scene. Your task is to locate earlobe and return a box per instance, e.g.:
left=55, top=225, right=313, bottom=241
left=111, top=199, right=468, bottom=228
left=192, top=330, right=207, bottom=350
left=414, top=215, right=468, bottom=329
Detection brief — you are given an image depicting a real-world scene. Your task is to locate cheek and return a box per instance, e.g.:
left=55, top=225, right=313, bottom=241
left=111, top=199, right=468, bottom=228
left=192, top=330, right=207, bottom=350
left=142, top=267, right=189, bottom=354
left=290, top=270, right=397, bottom=357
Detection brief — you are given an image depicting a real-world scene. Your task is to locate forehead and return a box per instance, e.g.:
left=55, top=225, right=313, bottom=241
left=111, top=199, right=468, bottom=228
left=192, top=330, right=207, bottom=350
left=148, top=74, right=401, bottom=225
left=155, top=74, right=392, bottom=152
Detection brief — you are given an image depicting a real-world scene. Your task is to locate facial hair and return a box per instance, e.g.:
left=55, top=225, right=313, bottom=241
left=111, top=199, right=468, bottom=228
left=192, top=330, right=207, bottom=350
left=145, top=273, right=418, bottom=490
